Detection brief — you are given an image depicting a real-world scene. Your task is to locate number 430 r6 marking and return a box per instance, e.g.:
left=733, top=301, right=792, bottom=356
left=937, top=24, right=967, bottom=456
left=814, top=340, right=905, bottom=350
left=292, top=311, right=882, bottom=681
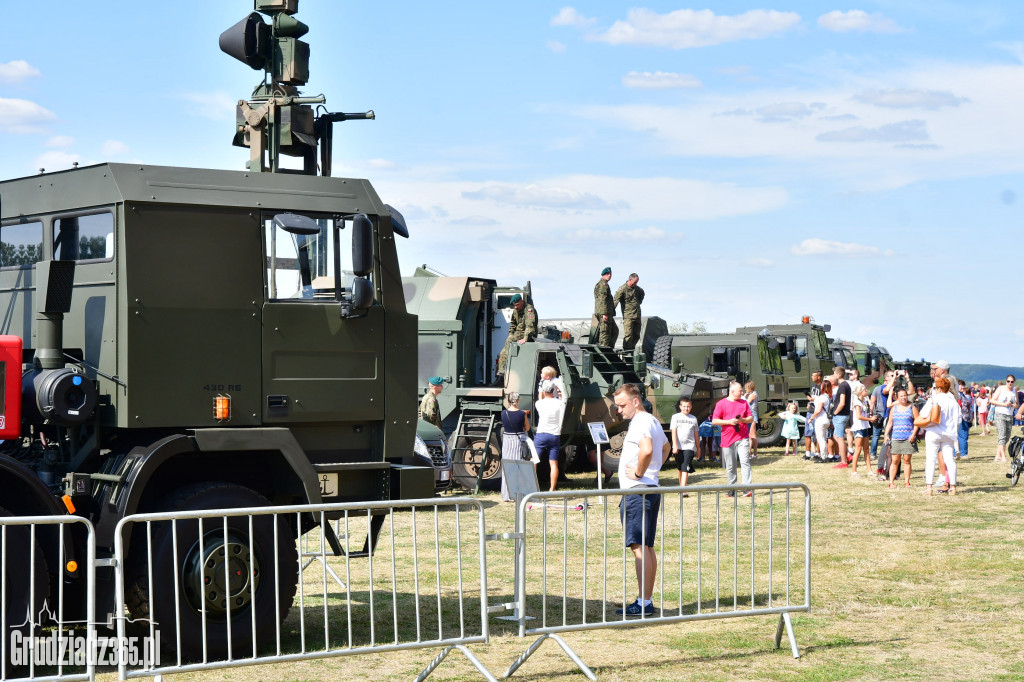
left=203, top=384, right=243, bottom=391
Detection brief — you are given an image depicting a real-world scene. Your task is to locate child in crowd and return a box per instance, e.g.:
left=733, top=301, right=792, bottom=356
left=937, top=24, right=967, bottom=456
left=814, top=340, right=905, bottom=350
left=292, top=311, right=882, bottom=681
left=779, top=402, right=806, bottom=455
left=670, top=398, right=700, bottom=491
left=803, top=401, right=817, bottom=459
left=537, top=365, right=565, bottom=401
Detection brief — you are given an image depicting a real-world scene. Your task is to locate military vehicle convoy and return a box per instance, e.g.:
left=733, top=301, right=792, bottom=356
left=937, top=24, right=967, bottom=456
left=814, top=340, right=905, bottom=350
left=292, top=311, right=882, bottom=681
left=651, top=331, right=790, bottom=446
left=0, top=0, right=433, bottom=660
left=404, top=269, right=651, bottom=489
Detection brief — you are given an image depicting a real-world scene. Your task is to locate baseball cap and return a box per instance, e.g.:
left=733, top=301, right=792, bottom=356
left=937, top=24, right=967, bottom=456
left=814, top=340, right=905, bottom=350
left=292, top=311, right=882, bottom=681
left=936, top=360, right=950, bottom=370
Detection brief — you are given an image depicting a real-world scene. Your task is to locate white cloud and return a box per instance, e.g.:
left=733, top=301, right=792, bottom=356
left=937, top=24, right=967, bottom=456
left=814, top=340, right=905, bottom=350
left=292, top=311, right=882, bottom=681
left=35, top=150, right=81, bottom=172
left=818, top=10, right=905, bottom=34
left=757, top=101, right=816, bottom=122
left=0, top=98, right=57, bottom=133
left=568, top=226, right=668, bottom=242
left=790, top=238, right=894, bottom=257
left=550, top=7, right=596, bottom=29
left=0, top=60, right=41, bottom=83
left=816, top=119, right=928, bottom=143
left=744, top=258, right=775, bottom=268
left=181, top=91, right=238, bottom=121
left=546, top=41, right=567, bottom=53
left=449, top=215, right=500, bottom=226
left=46, top=135, right=74, bottom=148
left=593, top=9, right=801, bottom=49
left=622, top=71, right=701, bottom=90
left=100, top=140, right=130, bottom=157
left=462, top=183, right=629, bottom=212
left=854, top=88, right=968, bottom=110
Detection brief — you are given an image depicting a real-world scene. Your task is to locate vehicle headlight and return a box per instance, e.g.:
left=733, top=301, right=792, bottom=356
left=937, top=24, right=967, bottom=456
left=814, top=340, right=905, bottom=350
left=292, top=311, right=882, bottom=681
left=414, top=435, right=430, bottom=459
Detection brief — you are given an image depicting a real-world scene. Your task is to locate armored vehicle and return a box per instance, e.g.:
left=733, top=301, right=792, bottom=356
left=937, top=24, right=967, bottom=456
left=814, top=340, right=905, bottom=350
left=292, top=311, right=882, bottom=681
left=736, top=320, right=837, bottom=410
left=651, top=331, right=790, bottom=446
left=404, top=270, right=647, bottom=490
left=0, top=0, right=432, bottom=661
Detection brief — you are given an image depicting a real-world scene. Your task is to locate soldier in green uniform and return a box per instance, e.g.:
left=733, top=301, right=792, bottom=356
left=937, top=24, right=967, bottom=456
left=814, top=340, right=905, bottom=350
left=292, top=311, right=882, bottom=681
left=592, top=267, right=618, bottom=348
left=419, top=376, right=444, bottom=429
left=497, top=293, right=538, bottom=375
left=613, top=272, right=645, bottom=352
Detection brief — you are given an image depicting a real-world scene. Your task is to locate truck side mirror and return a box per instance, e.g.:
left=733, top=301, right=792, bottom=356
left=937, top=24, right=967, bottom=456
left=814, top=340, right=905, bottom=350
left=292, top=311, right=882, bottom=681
left=340, top=277, right=373, bottom=318
left=351, top=214, right=373, bottom=276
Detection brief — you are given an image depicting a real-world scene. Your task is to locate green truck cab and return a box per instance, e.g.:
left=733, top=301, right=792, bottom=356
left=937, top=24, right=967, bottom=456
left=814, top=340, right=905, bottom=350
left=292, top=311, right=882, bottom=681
left=736, top=321, right=837, bottom=409
left=835, top=340, right=895, bottom=390
left=0, top=1, right=432, bottom=660
left=651, top=331, right=789, bottom=445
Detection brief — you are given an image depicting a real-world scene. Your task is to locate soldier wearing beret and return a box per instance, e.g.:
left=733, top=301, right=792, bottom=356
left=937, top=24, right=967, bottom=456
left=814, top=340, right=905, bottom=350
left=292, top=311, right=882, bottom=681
left=613, top=273, right=645, bottom=352
left=592, top=267, right=618, bottom=348
left=497, top=293, right=538, bottom=376
left=419, top=376, right=444, bottom=430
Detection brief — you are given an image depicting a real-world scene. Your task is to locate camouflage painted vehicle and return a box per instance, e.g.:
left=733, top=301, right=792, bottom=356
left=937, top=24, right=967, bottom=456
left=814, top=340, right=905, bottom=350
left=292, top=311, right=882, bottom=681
left=404, top=270, right=645, bottom=490
left=651, top=331, right=790, bottom=446
left=541, top=316, right=668, bottom=355
left=736, top=320, right=837, bottom=413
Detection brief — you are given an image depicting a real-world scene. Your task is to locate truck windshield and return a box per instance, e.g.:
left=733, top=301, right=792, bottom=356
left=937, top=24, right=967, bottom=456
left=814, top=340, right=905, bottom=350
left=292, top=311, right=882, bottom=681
left=769, top=346, right=784, bottom=373
left=264, top=214, right=369, bottom=301
left=813, top=330, right=829, bottom=358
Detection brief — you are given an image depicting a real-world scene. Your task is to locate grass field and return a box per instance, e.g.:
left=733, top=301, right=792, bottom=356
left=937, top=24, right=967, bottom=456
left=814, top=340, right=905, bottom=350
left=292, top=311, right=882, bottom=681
left=99, top=427, right=1024, bottom=681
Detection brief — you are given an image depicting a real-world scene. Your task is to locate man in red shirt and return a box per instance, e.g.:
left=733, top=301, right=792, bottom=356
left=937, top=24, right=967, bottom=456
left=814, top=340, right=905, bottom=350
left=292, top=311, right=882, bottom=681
left=712, top=381, right=754, bottom=497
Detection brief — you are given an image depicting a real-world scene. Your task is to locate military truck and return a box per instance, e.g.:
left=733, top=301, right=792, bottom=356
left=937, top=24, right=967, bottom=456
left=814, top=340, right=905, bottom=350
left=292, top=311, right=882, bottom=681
left=834, top=340, right=896, bottom=390
left=403, top=270, right=647, bottom=489
left=736, top=319, right=837, bottom=410
left=651, top=331, right=790, bottom=446
left=0, top=0, right=432, bottom=661
left=895, top=359, right=931, bottom=394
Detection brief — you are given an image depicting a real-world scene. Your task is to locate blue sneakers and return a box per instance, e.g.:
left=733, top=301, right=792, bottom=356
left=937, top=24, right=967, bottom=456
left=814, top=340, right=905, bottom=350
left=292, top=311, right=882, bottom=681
left=616, top=601, right=655, bottom=616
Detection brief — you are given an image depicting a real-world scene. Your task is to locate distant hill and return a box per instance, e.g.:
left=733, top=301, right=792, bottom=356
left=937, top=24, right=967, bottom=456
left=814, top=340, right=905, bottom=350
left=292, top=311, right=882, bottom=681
left=950, top=364, right=1024, bottom=384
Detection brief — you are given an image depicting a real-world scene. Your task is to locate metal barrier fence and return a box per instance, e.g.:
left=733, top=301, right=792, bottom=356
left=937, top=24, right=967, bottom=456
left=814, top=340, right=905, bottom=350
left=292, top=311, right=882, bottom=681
left=504, top=483, right=811, bottom=679
left=111, top=497, right=492, bottom=681
left=1, top=515, right=96, bottom=682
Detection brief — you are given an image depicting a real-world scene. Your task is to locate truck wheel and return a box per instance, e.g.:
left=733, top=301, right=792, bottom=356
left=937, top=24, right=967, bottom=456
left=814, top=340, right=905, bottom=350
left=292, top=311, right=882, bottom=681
left=653, top=335, right=673, bottom=368
left=0, top=505, right=50, bottom=677
left=125, top=483, right=298, bottom=662
left=756, top=417, right=784, bottom=447
left=449, top=430, right=502, bottom=491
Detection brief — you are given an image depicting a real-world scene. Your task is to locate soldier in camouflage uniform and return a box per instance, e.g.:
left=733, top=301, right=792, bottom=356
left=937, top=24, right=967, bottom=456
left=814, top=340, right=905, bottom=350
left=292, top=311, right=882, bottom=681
left=497, top=293, right=538, bottom=375
left=613, top=273, right=645, bottom=352
left=419, top=376, right=444, bottom=429
left=592, top=267, right=618, bottom=348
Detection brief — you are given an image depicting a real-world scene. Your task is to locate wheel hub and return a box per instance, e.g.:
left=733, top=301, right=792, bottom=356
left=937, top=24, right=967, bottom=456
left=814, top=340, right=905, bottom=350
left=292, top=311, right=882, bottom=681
left=183, top=530, right=261, bottom=617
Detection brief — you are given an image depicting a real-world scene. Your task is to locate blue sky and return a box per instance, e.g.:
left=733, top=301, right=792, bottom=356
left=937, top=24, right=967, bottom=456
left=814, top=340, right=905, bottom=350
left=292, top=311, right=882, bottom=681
left=1, top=2, right=1021, bottom=364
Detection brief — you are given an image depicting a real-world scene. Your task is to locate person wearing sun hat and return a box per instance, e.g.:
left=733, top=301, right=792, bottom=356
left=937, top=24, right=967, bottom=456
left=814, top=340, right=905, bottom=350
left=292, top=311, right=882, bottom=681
left=419, top=376, right=444, bottom=429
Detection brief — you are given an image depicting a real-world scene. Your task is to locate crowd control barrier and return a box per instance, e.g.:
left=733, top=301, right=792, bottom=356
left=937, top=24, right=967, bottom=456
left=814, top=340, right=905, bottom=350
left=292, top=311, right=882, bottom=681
left=1, top=515, right=97, bottom=682
left=502, top=483, right=811, bottom=679
left=111, top=497, right=491, bottom=681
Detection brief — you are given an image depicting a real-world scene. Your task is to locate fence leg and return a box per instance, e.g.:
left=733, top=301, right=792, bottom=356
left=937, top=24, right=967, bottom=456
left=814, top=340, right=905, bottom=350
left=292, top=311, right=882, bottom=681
left=774, top=612, right=800, bottom=658
left=416, top=645, right=498, bottom=682
left=504, top=634, right=597, bottom=681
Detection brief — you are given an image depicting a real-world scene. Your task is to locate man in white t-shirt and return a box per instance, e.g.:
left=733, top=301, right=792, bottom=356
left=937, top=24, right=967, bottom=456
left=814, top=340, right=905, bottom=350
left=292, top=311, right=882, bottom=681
left=613, top=383, right=670, bottom=617
left=534, top=380, right=566, bottom=491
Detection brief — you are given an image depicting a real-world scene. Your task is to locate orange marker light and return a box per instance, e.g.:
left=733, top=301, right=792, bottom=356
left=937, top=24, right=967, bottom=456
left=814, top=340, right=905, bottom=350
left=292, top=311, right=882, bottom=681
left=66, top=560, right=78, bottom=573
left=802, top=316, right=810, bottom=324
left=61, top=494, right=76, bottom=514
left=214, top=395, right=231, bottom=421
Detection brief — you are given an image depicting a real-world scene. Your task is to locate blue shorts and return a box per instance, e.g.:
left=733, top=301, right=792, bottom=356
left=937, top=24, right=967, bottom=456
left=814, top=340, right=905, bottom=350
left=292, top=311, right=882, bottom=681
left=534, top=432, right=560, bottom=461
left=853, top=428, right=871, bottom=438
left=619, top=490, right=660, bottom=547
left=832, top=415, right=850, bottom=436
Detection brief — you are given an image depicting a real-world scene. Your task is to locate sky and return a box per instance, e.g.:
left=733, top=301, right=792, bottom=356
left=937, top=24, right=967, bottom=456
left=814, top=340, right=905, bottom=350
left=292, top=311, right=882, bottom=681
left=0, top=1, right=1021, bottom=365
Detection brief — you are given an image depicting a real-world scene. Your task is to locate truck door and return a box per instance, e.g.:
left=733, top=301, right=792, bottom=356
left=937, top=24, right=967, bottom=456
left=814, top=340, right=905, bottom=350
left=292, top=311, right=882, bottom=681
left=261, top=213, right=383, bottom=423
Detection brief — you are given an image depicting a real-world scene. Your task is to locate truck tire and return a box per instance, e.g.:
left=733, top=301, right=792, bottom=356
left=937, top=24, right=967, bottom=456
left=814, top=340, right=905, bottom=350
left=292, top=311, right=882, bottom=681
left=449, top=429, right=502, bottom=491
left=1, top=505, right=50, bottom=677
left=756, top=417, right=784, bottom=447
left=652, top=335, right=673, bottom=368
left=125, top=483, right=298, bottom=662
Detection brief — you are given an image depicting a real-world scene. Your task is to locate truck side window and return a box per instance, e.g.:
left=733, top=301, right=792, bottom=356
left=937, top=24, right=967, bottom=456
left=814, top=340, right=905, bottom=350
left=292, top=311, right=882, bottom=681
left=264, top=214, right=369, bottom=301
left=794, top=336, right=808, bottom=357
left=0, top=220, right=43, bottom=268
left=55, top=212, right=114, bottom=261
